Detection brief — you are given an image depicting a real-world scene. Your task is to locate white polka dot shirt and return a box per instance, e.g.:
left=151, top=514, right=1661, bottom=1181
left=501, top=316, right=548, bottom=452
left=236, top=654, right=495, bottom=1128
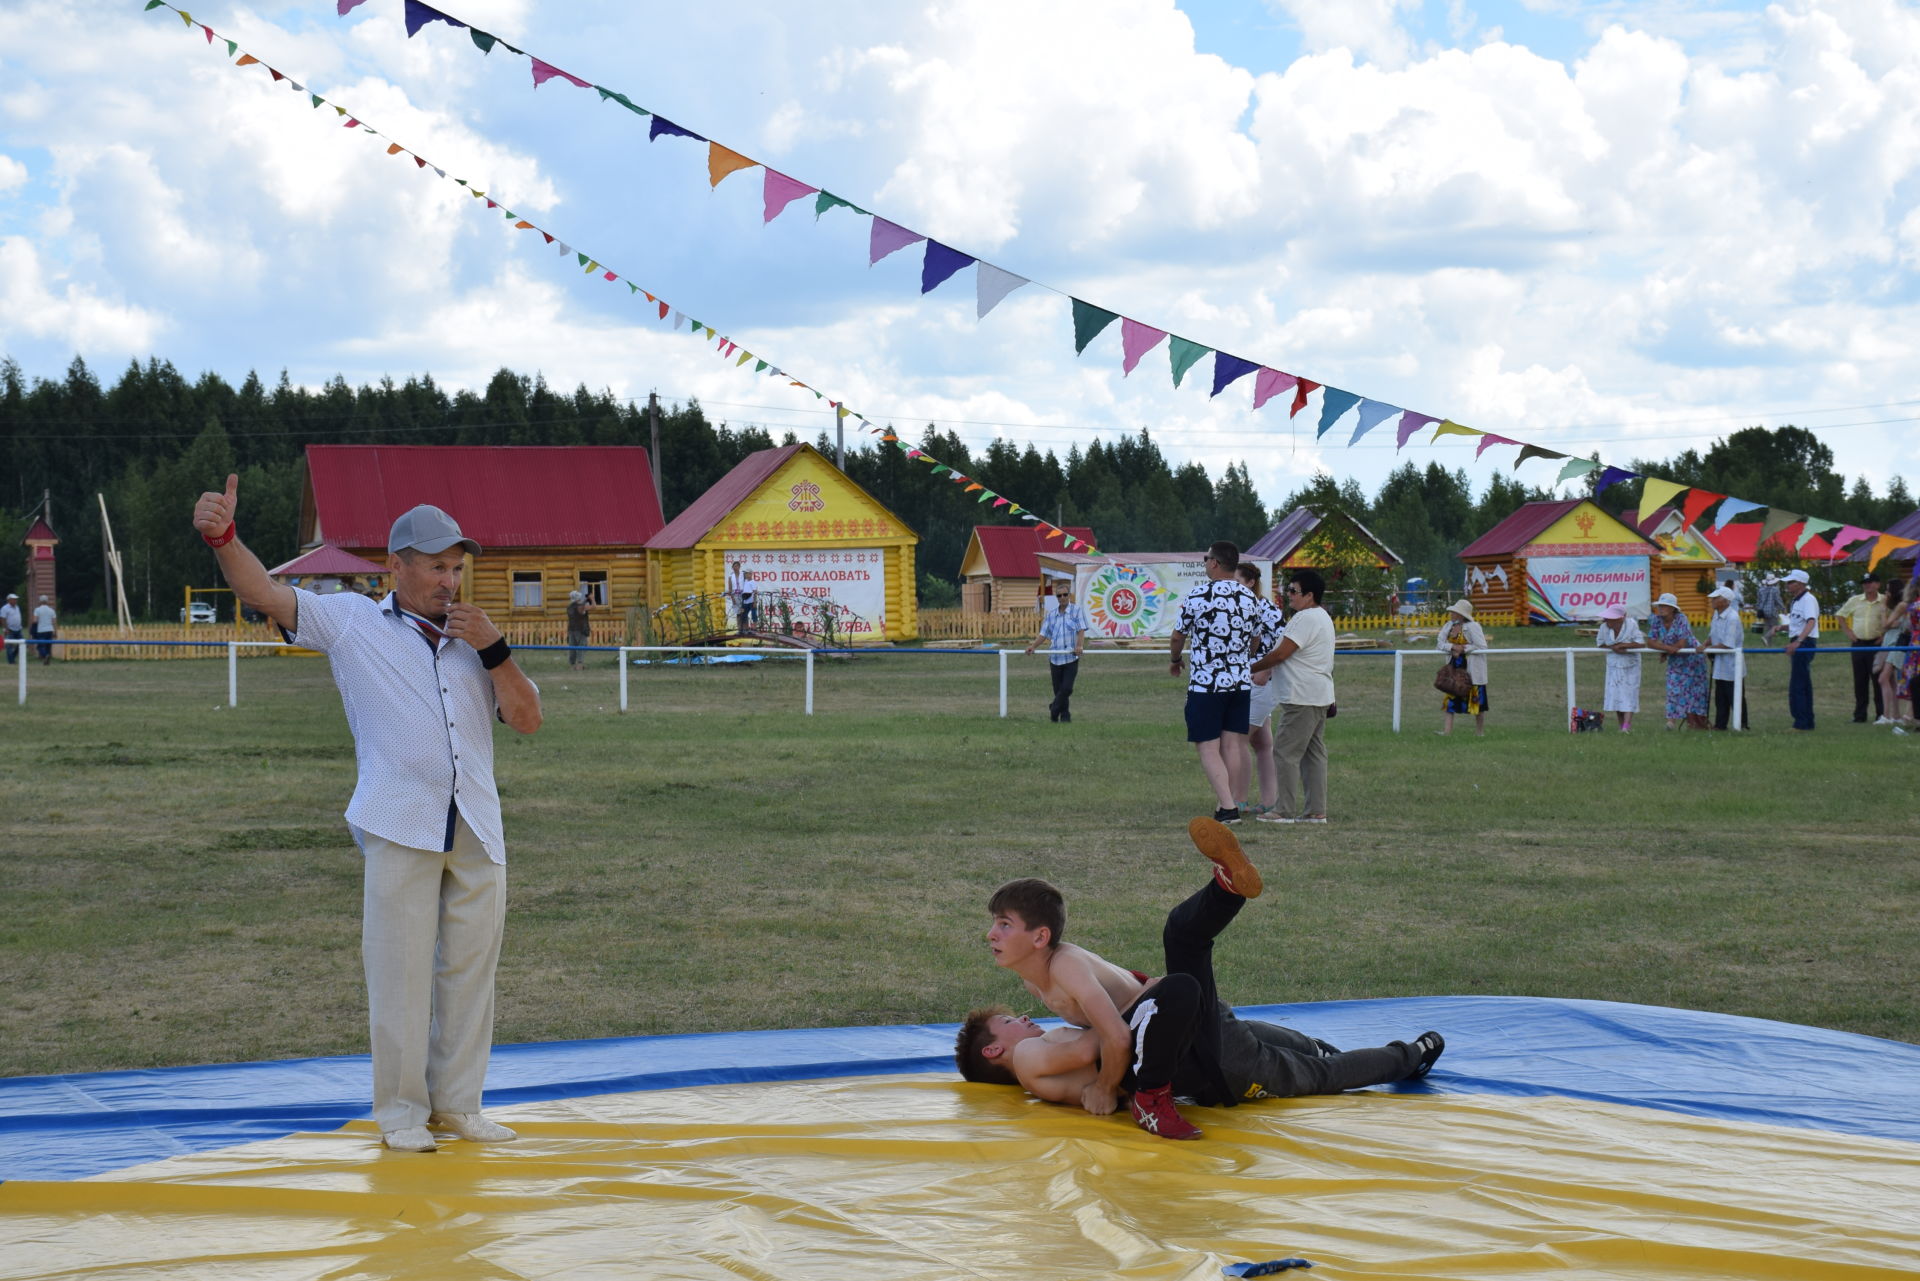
left=292, top=590, right=519, bottom=864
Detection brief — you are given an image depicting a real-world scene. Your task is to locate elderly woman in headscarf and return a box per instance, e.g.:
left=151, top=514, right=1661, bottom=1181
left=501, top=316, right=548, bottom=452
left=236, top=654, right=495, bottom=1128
left=1595, top=603, right=1643, bottom=732
left=1643, top=592, right=1709, bottom=730
left=1436, top=599, right=1489, bottom=736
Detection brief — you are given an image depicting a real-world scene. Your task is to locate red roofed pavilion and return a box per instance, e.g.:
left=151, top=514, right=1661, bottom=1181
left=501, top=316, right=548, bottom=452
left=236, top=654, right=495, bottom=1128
left=958, top=524, right=1096, bottom=613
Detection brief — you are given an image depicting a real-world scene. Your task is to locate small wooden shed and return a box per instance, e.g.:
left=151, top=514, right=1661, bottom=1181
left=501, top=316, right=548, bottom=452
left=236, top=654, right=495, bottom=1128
left=1458, top=499, right=1660, bottom=624
left=1246, top=506, right=1402, bottom=572
left=958, top=524, right=1096, bottom=613
left=20, top=513, right=58, bottom=610
left=645, top=442, right=919, bottom=643
left=1622, top=506, right=1729, bottom=618
left=301, top=445, right=664, bottom=622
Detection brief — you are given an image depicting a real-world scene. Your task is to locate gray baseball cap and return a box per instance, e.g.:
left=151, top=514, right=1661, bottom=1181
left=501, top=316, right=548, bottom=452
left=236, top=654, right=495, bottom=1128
left=388, top=504, right=481, bottom=557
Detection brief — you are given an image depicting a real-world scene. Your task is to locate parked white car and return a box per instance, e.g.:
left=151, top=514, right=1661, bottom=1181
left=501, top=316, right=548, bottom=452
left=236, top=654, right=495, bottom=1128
left=180, top=602, right=216, bottom=624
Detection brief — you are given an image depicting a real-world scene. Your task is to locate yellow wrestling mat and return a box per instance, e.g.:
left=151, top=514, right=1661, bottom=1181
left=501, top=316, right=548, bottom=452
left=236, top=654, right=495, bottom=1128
left=5, top=1073, right=1918, bottom=1280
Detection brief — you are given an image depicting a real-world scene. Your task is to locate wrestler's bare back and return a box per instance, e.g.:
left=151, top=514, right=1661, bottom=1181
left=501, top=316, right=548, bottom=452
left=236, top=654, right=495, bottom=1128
left=1021, top=942, right=1148, bottom=1028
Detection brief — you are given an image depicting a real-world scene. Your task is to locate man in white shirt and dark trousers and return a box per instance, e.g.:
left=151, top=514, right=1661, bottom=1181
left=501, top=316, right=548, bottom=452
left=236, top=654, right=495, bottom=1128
left=1252, top=569, right=1336, bottom=824
left=1026, top=580, right=1089, bottom=722
left=1782, top=568, right=1819, bottom=731
left=1, top=592, right=20, bottom=665
left=1170, top=542, right=1262, bottom=825
left=1705, top=586, right=1748, bottom=731
left=192, top=474, right=543, bottom=1153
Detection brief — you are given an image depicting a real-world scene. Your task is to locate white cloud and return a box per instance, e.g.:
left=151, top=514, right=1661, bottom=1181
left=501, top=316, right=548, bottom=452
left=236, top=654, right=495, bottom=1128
left=1266, top=0, right=1421, bottom=68
left=0, top=152, right=25, bottom=194
left=0, top=237, right=168, bottom=353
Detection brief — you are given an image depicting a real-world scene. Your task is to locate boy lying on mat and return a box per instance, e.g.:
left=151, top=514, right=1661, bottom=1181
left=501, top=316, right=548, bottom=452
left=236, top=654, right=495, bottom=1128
left=956, top=818, right=1443, bottom=1139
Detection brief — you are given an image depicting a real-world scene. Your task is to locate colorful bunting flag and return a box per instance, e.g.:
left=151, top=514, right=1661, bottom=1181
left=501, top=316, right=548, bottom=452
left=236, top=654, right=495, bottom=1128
left=1795, top=517, right=1842, bottom=551
left=1348, top=399, right=1398, bottom=445
left=1512, top=443, right=1563, bottom=469
left=1397, top=412, right=1440, bottom=449
left=649, top=115, right=701, bottom=143
left=1072, top=301, right=1119, bottom=355
left=1121, top=320, right=1168, bottom=377
left=1251, top=369, right=1296, bottom=413
left=1289, top=379, right=1320, bottom=419
left=1712, top=497, right=1765, bottom=531
left=402, top=1, right=465, bottom=38
left=529, top=57, right=590, bottom=89
left=1757, top=508, right=1801, bottom=546
left=707, top=143, right=756, bottom=188
left=1679, top=488, right=1723, bottom=529
left=1474, top=434, right=1519, bottom=461
left=1828, top=524, right=1874, bottom=559
left=1315, top=387, right=1360, bottom=437
left=1168, top=337, right=1210, bottom=389
left=869, top=217, right=924, bottom=265
left=762, top=170, right=817, bottom=223
left=975, top=263, right=1028, bottom=318
left=815, top=191, right=866, bottom=218
left=1868, top=534, right=1918, bottom=568
left=1211, top=354, right=1260, bottom=400
left=1637, top=478, right=1687, bottom=526
left=1593, top=465, right=1638, bottom=494
left=921, top=241, right=974, bottom=294
left=1555, top=458, right=1599, bottom=483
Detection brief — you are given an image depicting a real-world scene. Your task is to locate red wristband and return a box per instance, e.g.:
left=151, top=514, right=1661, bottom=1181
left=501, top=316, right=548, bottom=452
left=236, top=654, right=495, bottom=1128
left=203, top=522, right=236, bottom=548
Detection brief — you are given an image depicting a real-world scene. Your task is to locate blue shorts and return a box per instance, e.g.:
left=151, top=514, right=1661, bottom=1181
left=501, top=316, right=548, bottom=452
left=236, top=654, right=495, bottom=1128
left=1185, top=689, right=1252, bottom=743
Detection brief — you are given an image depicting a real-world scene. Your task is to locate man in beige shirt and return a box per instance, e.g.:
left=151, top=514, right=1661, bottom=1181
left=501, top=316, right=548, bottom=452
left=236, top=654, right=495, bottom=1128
left=1836, top=574, right=1888, bottom=723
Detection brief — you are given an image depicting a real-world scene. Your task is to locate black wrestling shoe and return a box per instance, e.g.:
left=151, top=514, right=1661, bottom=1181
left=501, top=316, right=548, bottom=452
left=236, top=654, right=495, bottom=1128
left=1408, top=1031, right=1445, bottom=1079
left=1213, top=805, right=1240, bottom=825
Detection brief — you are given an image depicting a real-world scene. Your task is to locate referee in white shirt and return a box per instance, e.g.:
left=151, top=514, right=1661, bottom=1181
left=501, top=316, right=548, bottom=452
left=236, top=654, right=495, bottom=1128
left=193, top=474, right=542, bottom=1152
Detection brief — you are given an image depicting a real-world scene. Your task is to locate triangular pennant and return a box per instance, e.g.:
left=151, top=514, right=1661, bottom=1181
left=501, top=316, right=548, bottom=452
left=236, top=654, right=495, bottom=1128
left=1795, top=517, right=1842, bottom=551
left=964, top=483, right=984, bottom=493
left=1432, top=419, right=1481, bottom=441
left=1757, top=508, right=1801, bottom=546
left=1289, top=379, right=1321, bottom=418
left=1121, top=320, right=1168, bottom=376
left=975, top=263, right=1028, bottom=318
left=1828, top=524, right=1874, bottom=558
left=1680, top=488, right=1724, bottom=529
left=649, top=114, right=703, bottom=143
left=387, top=143, right=404, bottom=155
left=753, top=359, right=767, bottom=373
left=1593, top=465, right=1638, bottom=494
left=1711, top=497, right=1765, bottom=531
left=707, top=143, right=756, bottom=188
left=1514, top=443, right=1565, bottom=469
left=269, top=67, right=285, bottom=81
left=992, top=497, right=1011, bottom=509
left=1348, top=399, right=1399, bottom=445
left=1072, top=300, right=1119, bottom=354
left=762, top=170, right=818, bottom=223
left=470, top=29, right=496, bottom=54
left=869, top=217, right=925, bottom=265
left=530, top=58, right=592, bottom=90
left=236, top=53, right=259, bottom=66
left=1315, top=387, right=1360, bottom=436
left=1868, top=534, right=1918, bottom=568
left=402, top=0, right=465, bottom=37
left=921, top=241, right=975, bottom=294
left=1474, top=434, right=1520, bottom=460
left=1252, top=368, right=1297, bottom=411
left=1168, top=337, right=1211, bottom=388
left=1554, top=457, right=1599, bottom=483
left=1638, top=478, right=1687, bottom=526
left=337, top=0, right=368, bottom=12
left=814, top=191, right=868, bottom=218
left=595, top=87, right=646, bottom=115
left=1211, top=353, right=1261, bottom=399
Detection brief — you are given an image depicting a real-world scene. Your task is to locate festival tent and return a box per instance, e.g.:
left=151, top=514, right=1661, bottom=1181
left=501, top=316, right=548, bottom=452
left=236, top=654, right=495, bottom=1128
left=265, top=542, right=390, bottom=595
left=2, top=996, right=1917, bottom=1278
left=1458, top=499, right=1660, bottom=624
left=644, top=442, right=919, bottom=642
left=1707, top=519, right=1838, bottom=566
left=957, top=524, right=1096, bottom=614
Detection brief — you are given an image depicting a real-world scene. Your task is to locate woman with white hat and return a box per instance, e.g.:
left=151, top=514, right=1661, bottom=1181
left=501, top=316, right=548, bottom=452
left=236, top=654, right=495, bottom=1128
left=1644, top=592, right=1709, bottom=730
left=1436, top=599, right=1489, bottom=736
left=1595, top=603, right=1643, bottom=732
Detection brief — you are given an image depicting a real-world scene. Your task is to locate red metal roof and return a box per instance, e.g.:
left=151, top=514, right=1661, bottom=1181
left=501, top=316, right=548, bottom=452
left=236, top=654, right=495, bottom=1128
left=22, top=516, right=57, bottom=544
left=1458, top=499, right=1590, bottom=558
left=970, top=524, right=1097, bottom=578
left=267, top=543, right=389, bottom=578
left=304, top=445, right=663, bottom=550
left=646, top=444, right=804, bottom=549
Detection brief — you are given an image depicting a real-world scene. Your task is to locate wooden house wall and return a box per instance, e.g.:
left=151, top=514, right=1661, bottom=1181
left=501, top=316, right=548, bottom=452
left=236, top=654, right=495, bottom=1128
left=1658, top=565, right=1718, bottom=619
left=342, top=544, right=649, bottom=621
left=1460, top=555, right=1525, bottom=620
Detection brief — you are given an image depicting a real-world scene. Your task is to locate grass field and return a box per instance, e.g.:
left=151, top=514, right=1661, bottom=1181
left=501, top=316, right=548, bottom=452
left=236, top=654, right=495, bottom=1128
left=0, top=631, right=1913, bottom=1079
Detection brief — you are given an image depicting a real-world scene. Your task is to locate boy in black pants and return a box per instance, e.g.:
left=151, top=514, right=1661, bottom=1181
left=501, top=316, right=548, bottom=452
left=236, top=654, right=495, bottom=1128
left=958, top=818, right=1444, bottom=1139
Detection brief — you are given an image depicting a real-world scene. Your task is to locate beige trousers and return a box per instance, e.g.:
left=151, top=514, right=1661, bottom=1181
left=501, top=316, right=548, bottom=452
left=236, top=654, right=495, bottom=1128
left=1273, top=703, right=1329, bottom=818
left=359, top=814, right=506, bottom=1133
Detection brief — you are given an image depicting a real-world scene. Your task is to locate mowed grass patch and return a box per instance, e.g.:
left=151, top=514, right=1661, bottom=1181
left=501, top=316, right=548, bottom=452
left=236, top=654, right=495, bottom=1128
left=0, top=636, right=1912, bottom=1077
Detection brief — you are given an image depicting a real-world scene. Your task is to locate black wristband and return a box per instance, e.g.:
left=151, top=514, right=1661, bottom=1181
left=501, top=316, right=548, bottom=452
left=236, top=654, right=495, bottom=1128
left=477, top=637, right=511, bottom=670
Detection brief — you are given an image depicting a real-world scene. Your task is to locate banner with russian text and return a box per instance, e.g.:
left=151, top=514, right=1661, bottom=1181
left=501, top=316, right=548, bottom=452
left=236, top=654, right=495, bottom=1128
left=731, top=548, right=887, bottom=636
left=1525, top=555, right=1653, bottom=623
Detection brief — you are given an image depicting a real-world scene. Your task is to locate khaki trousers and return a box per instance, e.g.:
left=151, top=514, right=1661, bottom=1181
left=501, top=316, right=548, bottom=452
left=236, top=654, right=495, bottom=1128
left=359, top=814, right=506, bottom=1132
left=1273, top=703, right=1329, bottom=818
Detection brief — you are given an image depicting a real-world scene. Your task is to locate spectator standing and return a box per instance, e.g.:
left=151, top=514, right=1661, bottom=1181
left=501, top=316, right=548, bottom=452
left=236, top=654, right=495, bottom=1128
left=1253, top=569, right=1336, bottom=824
left=191, top=474, right=543, bottom=1153
left=1170, top=541, right=1261, bottom=824
left=1874, top=578, right=1917, bottom=725
left=566, top=589, right=591, bottom=671
left=737, top=569, right=758, bottom=630
left=1595, top=604, right=1643, bottom=733
left=1896, top=576, right=1920, bottom=727
left=1644, top=593, right=1709, bottom=730
left=1705, top=586, right=1748, bottom=731
left=30, top=595, right=55, bottom=665
left=1754, top=575, right=1785, bottom=638
left=1, top=592, right=20, bottom=665
left=1782, top=568, right=1820, bottom=731
left=725, top=559, right=747, bottom=628
left=1436, top=601, right=1489, bottom=736
left=1836, top=574, right=1888, bottom=723
left=1234, top=562, right=1286, bottom=818
left=1025, top=581, right=1089, bottom=722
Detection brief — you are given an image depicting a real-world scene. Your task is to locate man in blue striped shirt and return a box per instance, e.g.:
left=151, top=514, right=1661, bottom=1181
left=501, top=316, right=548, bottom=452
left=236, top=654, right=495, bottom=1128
left=1026, top=580, right=1090, bottom=722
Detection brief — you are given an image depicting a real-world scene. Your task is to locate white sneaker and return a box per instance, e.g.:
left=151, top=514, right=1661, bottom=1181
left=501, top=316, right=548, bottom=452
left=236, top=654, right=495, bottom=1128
left=428, top=1111, right=516, bottom=1142
left=1895, top=727, right=1909, bottom=736
left=1874, top=717, right=1893, bottom=725
left=382, top=1125, right=437, bottom=1152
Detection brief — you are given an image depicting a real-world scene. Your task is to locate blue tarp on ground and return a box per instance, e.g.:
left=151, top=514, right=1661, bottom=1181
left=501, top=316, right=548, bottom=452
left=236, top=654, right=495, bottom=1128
left=3, top=995, right=1915, bottom=1183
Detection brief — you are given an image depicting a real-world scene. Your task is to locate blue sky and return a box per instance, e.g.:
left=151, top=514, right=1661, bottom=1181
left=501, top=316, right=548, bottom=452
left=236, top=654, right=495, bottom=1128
left=2, top=0, right=1916, bottom=519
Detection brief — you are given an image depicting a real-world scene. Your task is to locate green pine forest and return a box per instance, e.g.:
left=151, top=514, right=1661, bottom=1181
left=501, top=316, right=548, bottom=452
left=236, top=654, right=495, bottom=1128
left=1, top=355, right=1910, bottom=620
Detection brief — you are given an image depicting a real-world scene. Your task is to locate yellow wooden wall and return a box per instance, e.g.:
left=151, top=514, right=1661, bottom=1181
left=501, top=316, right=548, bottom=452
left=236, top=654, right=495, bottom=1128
left=467, top=548, right=649, bottom=622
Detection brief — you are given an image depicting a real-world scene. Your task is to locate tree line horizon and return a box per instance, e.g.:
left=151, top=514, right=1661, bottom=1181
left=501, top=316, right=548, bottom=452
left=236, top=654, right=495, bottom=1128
left=2, top=355, right=1910, bottom=620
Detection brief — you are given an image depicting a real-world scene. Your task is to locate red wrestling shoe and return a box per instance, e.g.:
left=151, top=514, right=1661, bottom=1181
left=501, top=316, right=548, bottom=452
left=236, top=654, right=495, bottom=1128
left=1187, top=817, right=1263, bottom=899
left=1130, top=1084, right=1202, bottom=1140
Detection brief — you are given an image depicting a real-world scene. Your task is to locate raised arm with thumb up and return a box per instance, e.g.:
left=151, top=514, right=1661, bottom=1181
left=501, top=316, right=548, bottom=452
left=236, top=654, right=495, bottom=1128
left=191, top=472, right=297, bottom=631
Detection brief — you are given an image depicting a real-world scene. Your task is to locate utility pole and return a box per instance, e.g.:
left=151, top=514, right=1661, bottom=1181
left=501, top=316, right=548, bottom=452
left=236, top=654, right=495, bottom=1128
left=648, top=391, right=664, bottom=513
left=836, top=415, right=844, bottom=471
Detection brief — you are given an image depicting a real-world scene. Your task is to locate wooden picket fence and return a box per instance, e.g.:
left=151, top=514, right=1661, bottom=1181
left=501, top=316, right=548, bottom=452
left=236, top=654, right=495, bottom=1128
left=34, top=619, right=636, bottom=661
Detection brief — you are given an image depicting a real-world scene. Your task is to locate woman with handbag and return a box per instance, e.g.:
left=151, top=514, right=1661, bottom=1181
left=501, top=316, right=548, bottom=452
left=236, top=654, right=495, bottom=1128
left=1436, top=600, right=1489, bottom=736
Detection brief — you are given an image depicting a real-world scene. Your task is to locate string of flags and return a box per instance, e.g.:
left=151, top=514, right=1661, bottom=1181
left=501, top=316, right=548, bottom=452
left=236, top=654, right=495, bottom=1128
left=143, top=0, right=1101, bottom=554
left=332, top=0, right=1918, bottom=570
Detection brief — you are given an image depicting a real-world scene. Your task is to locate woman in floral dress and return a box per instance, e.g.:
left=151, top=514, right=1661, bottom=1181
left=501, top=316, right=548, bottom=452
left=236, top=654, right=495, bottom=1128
left=1644, top=592, right=1709, bottom=730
